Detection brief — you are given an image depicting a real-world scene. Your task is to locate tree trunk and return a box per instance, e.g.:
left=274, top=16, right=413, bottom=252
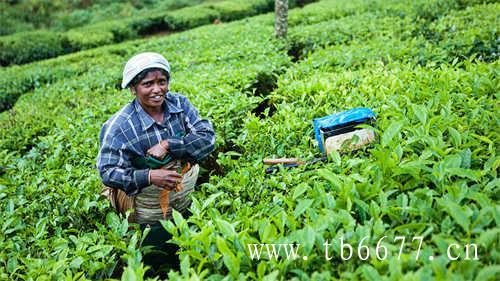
left=275, top=0, right=288, bottom=38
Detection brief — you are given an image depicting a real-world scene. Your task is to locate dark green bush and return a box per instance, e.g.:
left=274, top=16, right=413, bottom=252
left=154, top=0, right=204, bottom=10
left=0, top=0, right=210, bottom=36
left=107, top=20, right=139, bottom=42
left=413, top=0, right=459, bottom=21
left=208, top=1, right=254, bottom=21
left=164, top=6, right=221, bottom=30
left=0, top=57, right=93, bottom=111
left=66, top=29, right=114, bottom=51
left=0, top=1, right=498, bottom=279
left=130, top=13, right=169, bottom=35
left=429, top=3, right=500, bottom=63
left=0, top=0, right=278, bottom=66
left=163, top=0, right=276, bottom=31
left=0, top=31, right=69, bottom=66
left=0, top=2, right=35, bottom=36
left=249, top=0, right=275, bottom=13
left=52, top=9, right=93, bottom=31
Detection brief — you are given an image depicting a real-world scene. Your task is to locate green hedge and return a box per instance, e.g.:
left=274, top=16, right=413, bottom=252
left=286, top=0, right=499, bottom=64
left=207, top=0, right=270, bottom=22
left=0, top=50, right=121, bottom=112
left=0, top=0, right=498, bottom=279
left=66, top=20, right=138, bottom=50
left=3, top=0, right=497, bottom=112
left=0, top=0, right=278, bottom=110
left=0, top=31, right=70, bottom=66
left=164, top=6, right=221, bottom=30
left=0, top=0, right=280, bottom=67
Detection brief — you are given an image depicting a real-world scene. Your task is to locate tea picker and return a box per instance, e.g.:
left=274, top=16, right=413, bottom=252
left=263, top=108, right=376, bottom=173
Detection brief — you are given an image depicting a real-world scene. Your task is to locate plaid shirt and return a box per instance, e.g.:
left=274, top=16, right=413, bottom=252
left=97, top=92, right=215, bottom=195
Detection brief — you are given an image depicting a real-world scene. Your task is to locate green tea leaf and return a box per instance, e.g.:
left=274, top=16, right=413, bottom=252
left=474, top=265, right=500, bottom=281
left=459, top=149, right=472, bottom=169
left=318, top=169, right=342, bottom=191
left=411, top=104, right=427, bottom=125
left=381, top=121, right=404, bottom=147
left=446, top=168, right=479, bottom=181
left=180, top=254, right=190, bottom=277
left=261, top=223, right=277, bottom=242
left=444, top=201, right=470, bottom=232
left=294, top=199, right=314, bottom=218
left=478, top=228, right=500, bottom=248
left=216, top=219, right=236, bottom=237
left=361, top=265, right=382, bottom=281
left=448, top=127, right=462, bottom=146
left=70, top=257, right=84, bottom=269
left=292, top=183, right=308, bottom=200
left=216, top=237, right=239, bottom=277
left=172, top=209, right=184, bottom=226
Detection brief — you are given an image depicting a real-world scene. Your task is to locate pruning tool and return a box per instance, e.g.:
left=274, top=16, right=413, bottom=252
left=263, top=156, right=328, bottom=174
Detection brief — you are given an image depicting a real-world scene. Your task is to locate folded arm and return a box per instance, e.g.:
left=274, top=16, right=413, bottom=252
left=165, top=96, right=215, bottom=162
left=97, top=133, right=149, bottom=196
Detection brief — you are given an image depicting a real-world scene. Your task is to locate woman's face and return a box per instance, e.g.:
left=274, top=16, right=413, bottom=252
left=131, top=70, right=168, bottom=110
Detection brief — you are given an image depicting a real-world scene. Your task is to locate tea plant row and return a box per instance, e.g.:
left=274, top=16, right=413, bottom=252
left=0, top=0, right=498, bottom=279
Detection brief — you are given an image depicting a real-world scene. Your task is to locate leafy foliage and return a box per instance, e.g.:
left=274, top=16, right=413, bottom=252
left=0, top=0, right=280, bottom=67
left=0, top=0, right=498, bottom=280
left=0, top=0, right=206, bottom=35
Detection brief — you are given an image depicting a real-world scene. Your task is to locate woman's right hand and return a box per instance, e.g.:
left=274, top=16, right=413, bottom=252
left=146, top=140, right=169, bottom=160
left=149, top=169, right=183, bottom=190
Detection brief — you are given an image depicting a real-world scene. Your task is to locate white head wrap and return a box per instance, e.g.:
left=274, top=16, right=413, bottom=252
left=121, top=52, right=170, bottom=88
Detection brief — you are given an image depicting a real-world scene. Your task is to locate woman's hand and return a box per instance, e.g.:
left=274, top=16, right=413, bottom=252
left=146, top=140, right=169, bottom=159
left=149, top=169, right=183, bottom=190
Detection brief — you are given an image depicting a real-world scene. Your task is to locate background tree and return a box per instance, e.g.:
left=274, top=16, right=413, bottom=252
left=275, top=0, right=288, bottom=38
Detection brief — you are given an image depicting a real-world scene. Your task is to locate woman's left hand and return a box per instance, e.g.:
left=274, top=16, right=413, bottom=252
left=146, top=140, right=169, bottom=159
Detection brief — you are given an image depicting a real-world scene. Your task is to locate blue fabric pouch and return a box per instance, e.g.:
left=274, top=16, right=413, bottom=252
left=313, top=108, right=376, bottom=153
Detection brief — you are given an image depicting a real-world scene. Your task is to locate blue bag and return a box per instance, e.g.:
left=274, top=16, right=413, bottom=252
left=313, top=108, right=376, bottom=153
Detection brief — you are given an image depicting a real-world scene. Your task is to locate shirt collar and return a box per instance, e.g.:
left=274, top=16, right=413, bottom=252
left=133, top=99, right=155, bottom=131
left=165, top=92, right=183, bottom=114
left=133, top=92, right=183, bottom=131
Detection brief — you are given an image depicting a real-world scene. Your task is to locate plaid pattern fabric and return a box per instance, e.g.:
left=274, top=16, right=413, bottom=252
left=97, top=92, right=215, bottom=195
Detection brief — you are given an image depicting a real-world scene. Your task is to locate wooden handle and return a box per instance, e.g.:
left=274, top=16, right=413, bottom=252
left=262, top=158, right=300, bottom=165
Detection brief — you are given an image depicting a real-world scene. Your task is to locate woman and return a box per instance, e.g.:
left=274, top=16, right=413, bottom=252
left=97, top=52, right=215, bottom=273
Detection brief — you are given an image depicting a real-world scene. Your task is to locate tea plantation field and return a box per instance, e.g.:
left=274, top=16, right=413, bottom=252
left=0, top=0, right=498, bottom=280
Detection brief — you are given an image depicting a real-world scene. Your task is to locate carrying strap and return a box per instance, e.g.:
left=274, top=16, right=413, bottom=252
left=101, top=186, right=136, bottom=223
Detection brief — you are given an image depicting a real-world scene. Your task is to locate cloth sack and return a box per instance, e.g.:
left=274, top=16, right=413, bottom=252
left=101, top=162, right=199, bottom=224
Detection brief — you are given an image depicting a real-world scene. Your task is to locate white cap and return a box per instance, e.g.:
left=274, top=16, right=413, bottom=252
left=121, top=52, right=171, bottom=88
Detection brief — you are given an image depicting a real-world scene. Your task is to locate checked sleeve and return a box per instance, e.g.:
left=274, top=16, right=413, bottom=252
left=167, top=96, right=215, bottom=162
left=96, top=129, right=149, bottom=196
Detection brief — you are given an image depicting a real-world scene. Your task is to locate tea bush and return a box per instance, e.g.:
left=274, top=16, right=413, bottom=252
left=0, top=0, right=207, bottom=36
left=0, top=31, right=69, bottom=67
left=0, top=0, right=498, bottom=280
left=0, top=0, right=281, bottom=67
